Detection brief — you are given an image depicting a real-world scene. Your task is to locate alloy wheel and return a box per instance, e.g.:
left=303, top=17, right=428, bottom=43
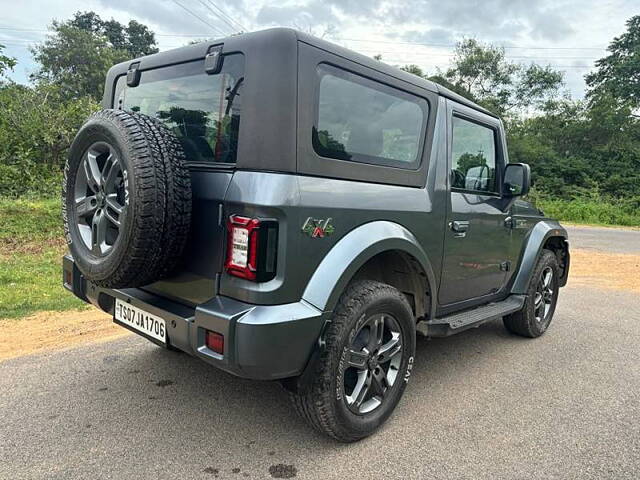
left=74, top=142, right=126, bottom=256
left=534, top=266, right=554, bottom=324
left=342, top=313, right=403, bottom=415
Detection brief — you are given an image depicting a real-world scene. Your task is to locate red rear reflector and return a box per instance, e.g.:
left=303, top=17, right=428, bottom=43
left=205, top=330, right=224, bottom=354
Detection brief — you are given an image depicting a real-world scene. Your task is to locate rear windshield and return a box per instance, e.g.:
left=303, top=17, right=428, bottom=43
left=114, top=53, right=244, bottom=165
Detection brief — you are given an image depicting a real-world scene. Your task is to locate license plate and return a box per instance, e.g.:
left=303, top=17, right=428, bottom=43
left=114, top=299, right=166, bottom=344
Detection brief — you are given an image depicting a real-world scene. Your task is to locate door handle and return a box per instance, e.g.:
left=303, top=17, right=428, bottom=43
left=450, top=220, right=470, bottom=233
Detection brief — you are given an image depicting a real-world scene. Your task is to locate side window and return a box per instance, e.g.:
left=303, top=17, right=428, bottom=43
left=451, top=116, right=498, bottom=193
left=313, top=64, right=428, bottom=169
left=115, top=54, right=244, bottom=165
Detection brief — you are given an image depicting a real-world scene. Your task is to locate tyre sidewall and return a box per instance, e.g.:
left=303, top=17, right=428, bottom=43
left=331, top=289, right=416, bottom=439
left=64, top=117, right=137, bottom=281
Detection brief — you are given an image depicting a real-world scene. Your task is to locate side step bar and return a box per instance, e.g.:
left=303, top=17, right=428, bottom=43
left=417, top=295, right=526, bottom=337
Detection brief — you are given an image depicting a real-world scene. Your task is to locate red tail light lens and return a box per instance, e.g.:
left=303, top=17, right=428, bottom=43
left=225, top=215, right=260, bottom=280
left=225, top=214, right=278, bottom=282
left=205, top=330, right=224, bottom=354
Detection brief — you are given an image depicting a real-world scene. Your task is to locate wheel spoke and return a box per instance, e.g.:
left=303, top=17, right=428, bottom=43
left=377, top=333, right=401, bottom=364
left=368, top=315, right=385, bottom=351
left=91, top=210, right=107, bottom=254
left=104, top=209, right=121, bottom=228
left=84, top=151, right=102, bottom=193
left=346, top=348, right=369, bottom=370
left=101, top=153, right=121, bottom=190
left=351, top=371, right=371, bottom=408
left=105, top=194, right=123, bottom=214
left=534, top=292, right=543, bottom=309
left=75, top=196, right=97, bottom=218
left=542, top=269, right=553, bottom=288
left=371, top=367, right=389, bottom=397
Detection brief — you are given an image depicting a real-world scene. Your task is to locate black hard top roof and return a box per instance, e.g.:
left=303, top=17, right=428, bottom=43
left=112, top=27, right=498, bottom=119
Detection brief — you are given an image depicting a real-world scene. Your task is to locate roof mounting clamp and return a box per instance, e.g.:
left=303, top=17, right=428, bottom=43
left=205, top=45, right=224, bottom=75
left=126, top=62, right=141, bottom=87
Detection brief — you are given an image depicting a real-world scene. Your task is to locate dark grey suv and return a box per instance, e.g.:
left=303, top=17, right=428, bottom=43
left=62, top=28, right=570, bottom=442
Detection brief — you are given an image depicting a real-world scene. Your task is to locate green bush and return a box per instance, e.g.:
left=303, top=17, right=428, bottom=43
left=0, top=82, right=97, bottom=197
left=0, top=158, right=63, bottom=197
left=533, top=194, right=640, bottom=227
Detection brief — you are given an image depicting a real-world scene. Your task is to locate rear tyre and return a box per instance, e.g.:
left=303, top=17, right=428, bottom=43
left=289, top=280, right=416, bottom=442
left=503, top=249, right=560, bottom=338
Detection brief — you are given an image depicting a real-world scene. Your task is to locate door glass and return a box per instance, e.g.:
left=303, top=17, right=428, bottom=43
left=451, top=117, right=497, bottom=193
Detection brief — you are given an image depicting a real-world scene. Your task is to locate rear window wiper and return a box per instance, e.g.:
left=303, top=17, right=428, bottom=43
left=225, top=77, right=244, bottom=115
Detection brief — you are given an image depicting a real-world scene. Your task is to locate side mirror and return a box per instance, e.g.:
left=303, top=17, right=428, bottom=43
left=503, top=163, right=531, bottom=197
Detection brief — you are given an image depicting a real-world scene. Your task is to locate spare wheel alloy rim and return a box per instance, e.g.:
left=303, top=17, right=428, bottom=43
left=74, top=141, right=127, bottom=256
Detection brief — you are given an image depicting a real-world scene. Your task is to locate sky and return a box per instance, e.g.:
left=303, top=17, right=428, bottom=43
left=0, top=0, right=636, bottom=99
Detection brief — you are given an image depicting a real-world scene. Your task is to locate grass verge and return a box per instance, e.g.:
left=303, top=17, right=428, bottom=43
left=0, top=197, right=88, bottom=319
left=535, top=197, right=640, bottom=227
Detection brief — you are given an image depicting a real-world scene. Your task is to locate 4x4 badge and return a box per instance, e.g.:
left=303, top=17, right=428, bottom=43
left=302, top=217, right=335, bottom=238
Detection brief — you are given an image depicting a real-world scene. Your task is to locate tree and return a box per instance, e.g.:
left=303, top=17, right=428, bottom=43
left=31, top=11, right=158, bottom=100
left=68, top=11, right=159, bottom=57
left=401, top=64, right=425, bottom=77
left=442, top=39, right=564, bottom=116
left=585, top=15, right=640, bottom=111
left=0, top=81, right=98, bottom=196
left=0, top=43, right=16, bottom=80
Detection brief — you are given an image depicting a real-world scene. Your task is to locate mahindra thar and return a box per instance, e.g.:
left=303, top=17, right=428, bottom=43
left=62, top=28, right=570, bottom=442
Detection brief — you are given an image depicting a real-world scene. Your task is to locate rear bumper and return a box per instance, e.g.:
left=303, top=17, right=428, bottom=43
left=63, top=255, right=327, bottom=380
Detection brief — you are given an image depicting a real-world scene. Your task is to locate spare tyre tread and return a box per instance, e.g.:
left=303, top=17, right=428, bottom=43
left=129, top=114, right=192, bottom=279
left=119, top=112, right=169, bottom=287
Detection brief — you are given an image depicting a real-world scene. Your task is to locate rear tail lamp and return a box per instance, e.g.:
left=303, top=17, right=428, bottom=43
left=225, top=215, right=278, bottom=282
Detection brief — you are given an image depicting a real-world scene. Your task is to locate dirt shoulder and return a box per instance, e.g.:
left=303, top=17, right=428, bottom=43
left=1, top=248, right=638, bottom=361
left=0, top=309, right=130, bottom=361
left=568, top=249, right=640, bottom=294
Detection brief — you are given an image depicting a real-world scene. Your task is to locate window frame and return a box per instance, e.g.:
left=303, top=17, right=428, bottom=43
left=296, top=42, right=438, bottom=188
left=313, top=63, right=429, bottom=170
left=448, top=106, right=505, bottom=197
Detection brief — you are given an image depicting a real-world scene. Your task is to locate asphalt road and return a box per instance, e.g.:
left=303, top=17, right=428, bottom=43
left=565, top=225, right=640, bottom=254
left=1, top=227, right=639, bottom=480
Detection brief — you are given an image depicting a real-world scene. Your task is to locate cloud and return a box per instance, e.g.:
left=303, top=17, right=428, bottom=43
left=401, top=28, right=456, bottom=45
left=255, top=1, right=339, bottom=28
left=95, top=0, right=249, bottom=35
left=384, top=0, right=573, bottom=43
left=528, top=7, right=575, bottom=41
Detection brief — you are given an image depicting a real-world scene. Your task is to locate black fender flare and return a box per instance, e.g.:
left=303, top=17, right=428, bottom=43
left=510, top=220, right=569, bottom=294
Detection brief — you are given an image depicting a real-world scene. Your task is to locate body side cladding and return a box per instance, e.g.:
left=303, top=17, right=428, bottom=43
left=510, top=220, right=569, bottom=294
left=301, top=221, right=437, bottom=319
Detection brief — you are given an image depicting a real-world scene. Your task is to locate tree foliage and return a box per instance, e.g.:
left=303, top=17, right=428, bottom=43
left=0, top=82, right=98, bottom=196
left=400, top=64, right=425, bottom=77
left=586, top=15, right=640, bottom=110
left=0, top=43, right=17, bottom=79
left=441, top=39, right=564, bottom=116
left=395, top=28, right=639, bottom=208
left=31, top=11, right=158, bottom=100
left=67, top=11, right=159, bottom=58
